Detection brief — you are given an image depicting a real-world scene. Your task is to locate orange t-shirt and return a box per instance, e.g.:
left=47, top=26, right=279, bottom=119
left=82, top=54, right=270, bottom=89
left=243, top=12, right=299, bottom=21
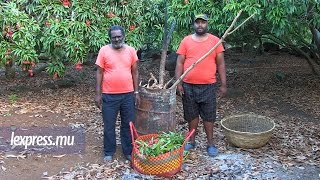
left=95, top=44, right=138, bottom=94
left=176, top=34, right=224, bottom=84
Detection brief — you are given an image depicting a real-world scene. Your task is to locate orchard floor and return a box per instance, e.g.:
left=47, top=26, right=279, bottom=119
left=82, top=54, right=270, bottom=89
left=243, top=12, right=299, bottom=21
left=0, top=51, right=319, bottom=180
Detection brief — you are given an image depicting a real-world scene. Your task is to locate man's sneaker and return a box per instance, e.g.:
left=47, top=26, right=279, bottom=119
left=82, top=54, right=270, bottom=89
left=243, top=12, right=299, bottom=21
left=103, top=155, right=113, bottom=162
left=184, top=142, right=196, bottom=151
left=207, top=145, right=218, bottom=157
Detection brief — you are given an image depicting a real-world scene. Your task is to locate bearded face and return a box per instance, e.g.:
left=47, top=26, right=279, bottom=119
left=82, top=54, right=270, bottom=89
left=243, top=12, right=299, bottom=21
left=194, top=19, right=208, bottom=36
left=110, top=30, right=125, bottom=49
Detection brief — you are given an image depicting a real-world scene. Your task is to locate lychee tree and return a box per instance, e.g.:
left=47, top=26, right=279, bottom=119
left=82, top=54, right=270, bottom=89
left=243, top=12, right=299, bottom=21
left=0, top=2, right=40, bottom=78
left=1, top=0, right=319, bottom=79
left=0, top=0, right=161, bottom=79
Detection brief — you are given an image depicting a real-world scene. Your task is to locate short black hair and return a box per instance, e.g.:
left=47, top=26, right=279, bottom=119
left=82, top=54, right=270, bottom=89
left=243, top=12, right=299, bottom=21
left=108, top=25, right=125, bottom=38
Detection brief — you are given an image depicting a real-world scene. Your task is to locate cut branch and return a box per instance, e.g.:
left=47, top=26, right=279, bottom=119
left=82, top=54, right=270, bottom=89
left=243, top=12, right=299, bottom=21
left=228, top=13, right=255, bottom=35
left=170, top=10, right=255, bottom=88
left=158, top=21, right=176, bottom=88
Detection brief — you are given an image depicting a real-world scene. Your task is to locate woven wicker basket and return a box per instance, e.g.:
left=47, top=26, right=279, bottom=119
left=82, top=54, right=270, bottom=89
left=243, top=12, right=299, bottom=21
left=129, top=122, right=195, bottom=177
left=221, top=114, right=275, bottom=149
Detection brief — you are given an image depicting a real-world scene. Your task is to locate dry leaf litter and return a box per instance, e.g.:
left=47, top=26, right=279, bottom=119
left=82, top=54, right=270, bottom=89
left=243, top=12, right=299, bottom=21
left=0, top=51, right=319, bottom=179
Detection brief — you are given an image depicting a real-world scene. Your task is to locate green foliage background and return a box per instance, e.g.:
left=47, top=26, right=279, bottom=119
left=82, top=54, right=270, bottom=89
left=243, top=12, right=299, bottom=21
left=0, top=0, right=319, bottom=76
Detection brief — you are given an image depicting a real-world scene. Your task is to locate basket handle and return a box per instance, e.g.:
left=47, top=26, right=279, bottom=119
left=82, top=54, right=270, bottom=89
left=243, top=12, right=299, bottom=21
left=184, top=129, right=195, bottom=144
left=130, top=122, right=139, bottom=147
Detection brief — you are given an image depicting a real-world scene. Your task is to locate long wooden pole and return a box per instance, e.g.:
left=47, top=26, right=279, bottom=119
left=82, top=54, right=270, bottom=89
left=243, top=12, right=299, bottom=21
left=170, top=10, right=255, bottom=89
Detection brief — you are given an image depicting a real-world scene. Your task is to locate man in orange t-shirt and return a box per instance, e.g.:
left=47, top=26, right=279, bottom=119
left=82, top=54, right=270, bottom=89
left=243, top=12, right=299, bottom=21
left=175, top=14, right=227, bottom=157
left=95, top=25, right=140, bottom=162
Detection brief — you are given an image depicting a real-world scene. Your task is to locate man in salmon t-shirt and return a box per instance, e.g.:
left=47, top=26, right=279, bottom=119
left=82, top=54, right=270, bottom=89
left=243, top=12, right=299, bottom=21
left=95, top=25, right=140, bottom=162
left=175, top=14, right=227, bottom=157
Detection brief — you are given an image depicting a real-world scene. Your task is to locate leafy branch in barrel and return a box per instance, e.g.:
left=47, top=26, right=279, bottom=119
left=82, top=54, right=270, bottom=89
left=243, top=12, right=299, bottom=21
left=142, top=0, right=176, bottom=89
left=158, top=21, right=176, bottom=88
left=170, top=10, right=256, bottom=89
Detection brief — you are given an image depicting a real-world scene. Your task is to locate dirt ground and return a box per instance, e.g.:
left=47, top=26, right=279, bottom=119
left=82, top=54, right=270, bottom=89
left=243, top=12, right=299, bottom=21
left=0, top=51, right=319, bottom=180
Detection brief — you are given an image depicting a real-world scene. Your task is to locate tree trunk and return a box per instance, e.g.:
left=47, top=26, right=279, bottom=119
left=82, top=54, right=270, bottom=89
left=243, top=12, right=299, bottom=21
left=309, top=26, right=320, bottom=64
left=158, top=1, right=176, bottom=88
left=265, top=33, right=320, bottom=75
left=309, top=27, right=320, bottom=51
left=292, top=45, right=320, bottom=75
left=258, top=37, right=264, bottom=55
left=158, top=1, right=168, bottom=87
left=33, top=64, right=48, bottom=75
left=5, top=63, right=15, bottom=79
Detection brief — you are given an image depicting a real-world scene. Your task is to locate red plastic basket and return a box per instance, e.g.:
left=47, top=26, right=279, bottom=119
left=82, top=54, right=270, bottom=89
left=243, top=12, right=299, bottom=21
left=129, top=122, right=194, bottom=177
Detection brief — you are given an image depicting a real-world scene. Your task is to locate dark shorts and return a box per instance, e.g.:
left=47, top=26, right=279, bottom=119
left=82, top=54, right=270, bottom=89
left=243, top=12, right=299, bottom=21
left=182, top=82, right=217, bottom=122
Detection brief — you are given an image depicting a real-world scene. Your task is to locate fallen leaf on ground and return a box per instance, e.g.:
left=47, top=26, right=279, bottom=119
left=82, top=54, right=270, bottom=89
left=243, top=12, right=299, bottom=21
left=5, top=154, right=27, bottom=159
left=52, top=154, right=66, bottom=158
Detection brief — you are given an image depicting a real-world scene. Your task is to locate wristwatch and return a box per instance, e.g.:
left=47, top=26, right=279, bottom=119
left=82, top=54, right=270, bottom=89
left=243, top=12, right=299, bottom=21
left=134, top=91, right=139, bottom=94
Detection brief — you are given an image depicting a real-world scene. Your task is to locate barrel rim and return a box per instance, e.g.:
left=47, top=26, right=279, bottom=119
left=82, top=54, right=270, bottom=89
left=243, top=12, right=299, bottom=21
left=139, top=86, right=177, bottom=93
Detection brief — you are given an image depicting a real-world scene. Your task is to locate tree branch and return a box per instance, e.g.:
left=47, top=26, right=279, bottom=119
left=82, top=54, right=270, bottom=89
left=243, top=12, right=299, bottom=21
left=228, top=13, right=255, bottom=35
left=158, top=21, right=176, bottom=87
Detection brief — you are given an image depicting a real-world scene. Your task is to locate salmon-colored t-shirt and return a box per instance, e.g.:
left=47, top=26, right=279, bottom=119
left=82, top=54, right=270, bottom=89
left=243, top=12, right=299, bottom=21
left=95, top=44, right=138, bottom=94
left=176, top=34, right=224, bottom=84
